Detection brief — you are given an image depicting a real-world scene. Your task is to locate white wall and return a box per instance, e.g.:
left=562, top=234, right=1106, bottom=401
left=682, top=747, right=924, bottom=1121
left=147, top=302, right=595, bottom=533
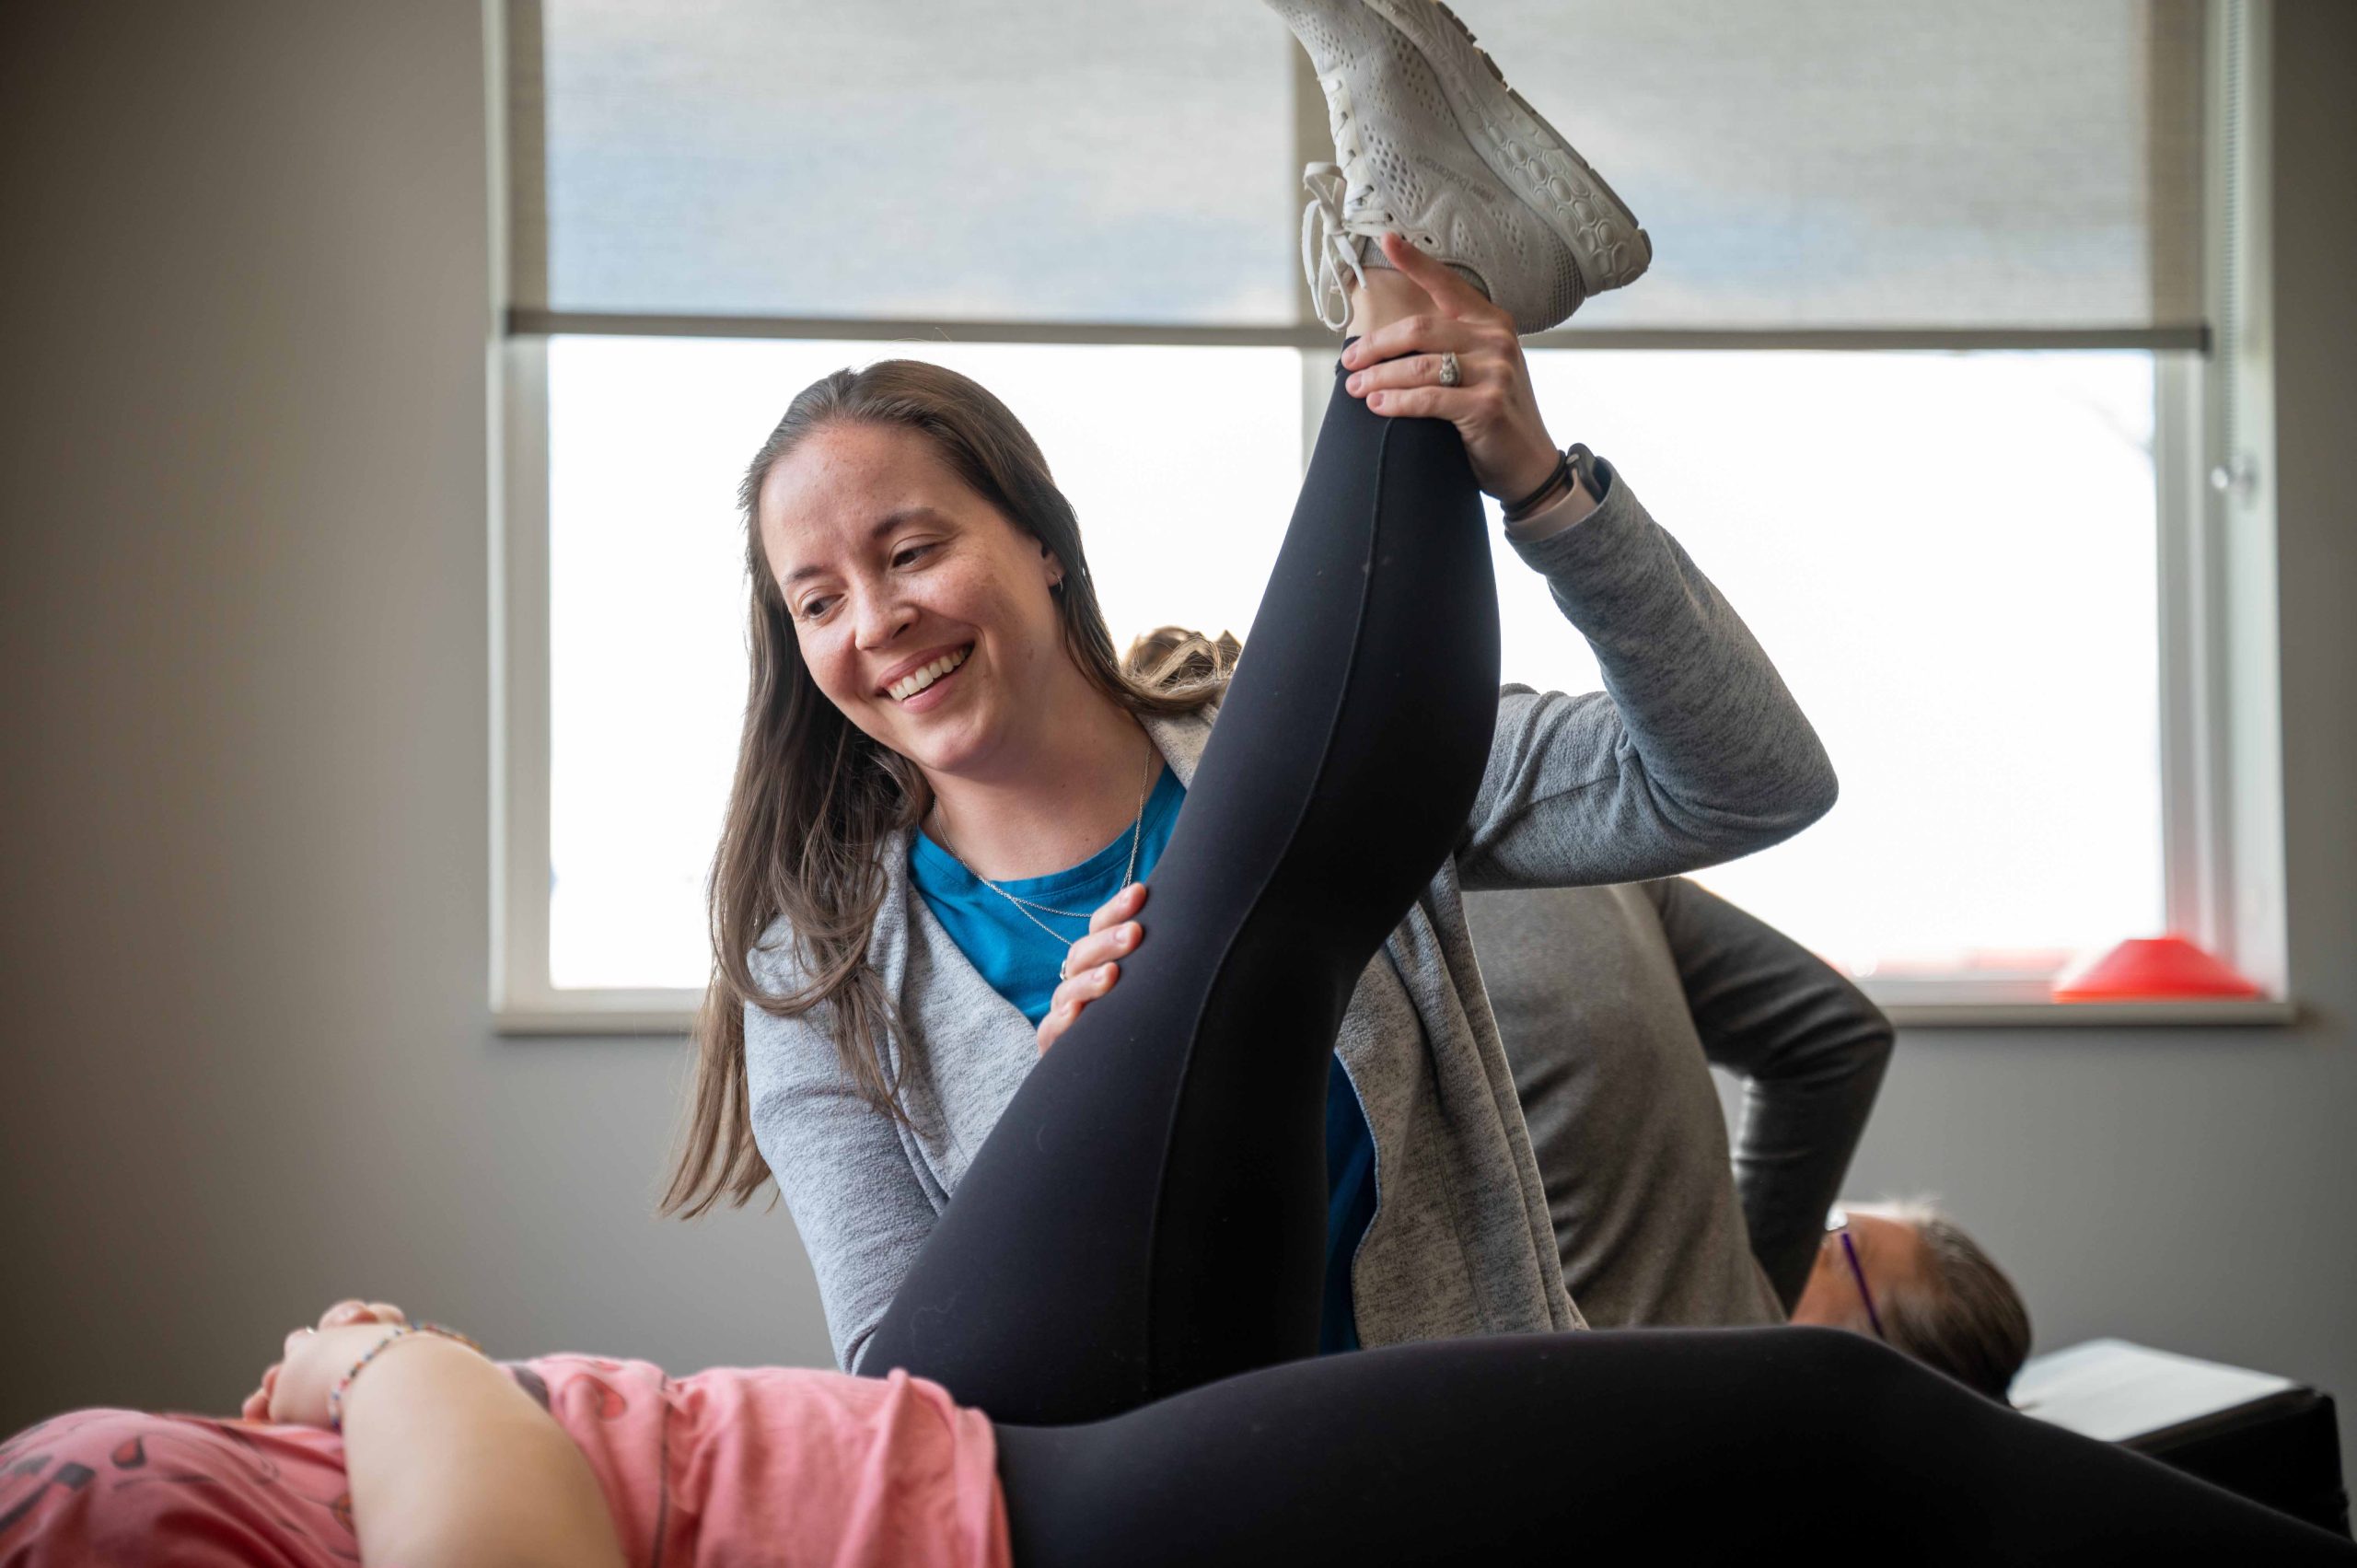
left=2, top=0, right=2351, bottom=1483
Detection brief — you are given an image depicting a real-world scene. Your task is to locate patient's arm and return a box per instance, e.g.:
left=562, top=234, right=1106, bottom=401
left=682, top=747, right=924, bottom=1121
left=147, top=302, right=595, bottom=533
left=1641, top=877, right=1893, bottom=1311
left=325, top=1329, right=626, bottom=1568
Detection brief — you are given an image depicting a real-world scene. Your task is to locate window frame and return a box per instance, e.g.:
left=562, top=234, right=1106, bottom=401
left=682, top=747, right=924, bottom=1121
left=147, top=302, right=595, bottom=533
left=488, top=0, right=2288, bottom=1033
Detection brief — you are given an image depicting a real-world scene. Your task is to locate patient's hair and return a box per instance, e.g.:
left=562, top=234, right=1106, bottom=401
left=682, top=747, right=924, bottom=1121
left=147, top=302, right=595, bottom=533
left=1880, top=1200, right=2034, bottom=1402
left=1121, top=623, right=1242, bottom=693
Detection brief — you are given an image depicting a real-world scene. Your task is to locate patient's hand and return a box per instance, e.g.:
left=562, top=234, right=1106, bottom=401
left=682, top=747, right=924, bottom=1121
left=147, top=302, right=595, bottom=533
left=1036, top=881, right=1148, bottom=1054
left=240, top=1298, right=408, bottom=1424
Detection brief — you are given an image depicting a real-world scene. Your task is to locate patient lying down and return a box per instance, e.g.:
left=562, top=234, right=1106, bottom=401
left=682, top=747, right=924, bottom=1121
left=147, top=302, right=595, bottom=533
left=0, top=877, right=2038, bottom=1568
left=1, top=1301, right=1004, bottom=1568
left=0, top=876, right=2047, bottom=1567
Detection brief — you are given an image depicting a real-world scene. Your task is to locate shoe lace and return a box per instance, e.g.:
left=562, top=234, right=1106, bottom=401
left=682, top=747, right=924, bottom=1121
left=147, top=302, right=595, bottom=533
left=1300, top=164, right=1366, bottom=332
left=1299, top=76, right=1392, bottom=332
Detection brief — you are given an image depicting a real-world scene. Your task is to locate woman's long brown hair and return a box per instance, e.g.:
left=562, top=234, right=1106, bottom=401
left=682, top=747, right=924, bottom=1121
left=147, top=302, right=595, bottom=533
left=661, top=359, right=1239, bottom=1219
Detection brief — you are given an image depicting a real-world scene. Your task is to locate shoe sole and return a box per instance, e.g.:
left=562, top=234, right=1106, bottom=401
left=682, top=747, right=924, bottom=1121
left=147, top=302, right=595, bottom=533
left=1361, top=0, right=1652, bottom=302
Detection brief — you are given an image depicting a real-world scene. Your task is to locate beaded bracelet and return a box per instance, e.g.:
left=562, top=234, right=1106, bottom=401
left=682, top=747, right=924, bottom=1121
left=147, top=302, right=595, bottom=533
left=327, top=1322, right=484, bottom=1434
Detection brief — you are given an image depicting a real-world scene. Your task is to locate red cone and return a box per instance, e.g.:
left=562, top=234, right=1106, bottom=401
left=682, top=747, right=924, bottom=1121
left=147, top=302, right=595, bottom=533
left=2052, top=935, right=2262, bottom=1002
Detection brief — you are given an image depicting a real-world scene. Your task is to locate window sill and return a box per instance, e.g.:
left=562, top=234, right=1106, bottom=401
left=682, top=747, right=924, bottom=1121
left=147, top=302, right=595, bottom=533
left=496, top=996, right=700, bottom=1037
left=1881, top=999, right=2296, bottom=1029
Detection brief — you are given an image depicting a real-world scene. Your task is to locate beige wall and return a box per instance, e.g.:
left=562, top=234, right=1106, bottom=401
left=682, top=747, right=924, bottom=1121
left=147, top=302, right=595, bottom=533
left=2, top=0, right=2351, bottom=1481
left=0, top=3, right=832, bottom=1420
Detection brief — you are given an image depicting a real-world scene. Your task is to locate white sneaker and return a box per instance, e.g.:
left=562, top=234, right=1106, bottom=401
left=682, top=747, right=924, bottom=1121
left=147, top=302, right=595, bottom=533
left=1271, top=0, right=1651, bottom=334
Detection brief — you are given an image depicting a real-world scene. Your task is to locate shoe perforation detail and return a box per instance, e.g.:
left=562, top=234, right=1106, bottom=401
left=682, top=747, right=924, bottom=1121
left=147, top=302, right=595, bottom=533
left=1272, top=0, right=1651, bottom=330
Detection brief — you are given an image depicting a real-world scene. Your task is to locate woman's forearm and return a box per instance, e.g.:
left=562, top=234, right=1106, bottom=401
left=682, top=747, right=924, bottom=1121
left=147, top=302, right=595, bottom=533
left=1517, top=462, right=1837, bottom=836
left=338, top=1336, right=626, bottom=1568
left=1457, top=462, right=1838, bottom=890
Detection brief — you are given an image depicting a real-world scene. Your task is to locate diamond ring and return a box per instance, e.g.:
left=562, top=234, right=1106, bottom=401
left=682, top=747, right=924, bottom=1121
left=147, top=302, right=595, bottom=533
left=1438, top=351, right=1462, bottom=388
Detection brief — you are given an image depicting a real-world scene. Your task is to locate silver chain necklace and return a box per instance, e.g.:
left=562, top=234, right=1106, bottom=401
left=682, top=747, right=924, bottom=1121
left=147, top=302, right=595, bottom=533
left=928, top=731, right=1156, bottom=957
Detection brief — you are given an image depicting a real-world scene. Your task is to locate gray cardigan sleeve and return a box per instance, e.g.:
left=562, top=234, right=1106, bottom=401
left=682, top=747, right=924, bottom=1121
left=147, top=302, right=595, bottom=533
left=1457, top=458, right=1839, bottom=889
left=1640, top=876, right=1895, bottom=1312
left=743, top=958, right=940, bottom=1375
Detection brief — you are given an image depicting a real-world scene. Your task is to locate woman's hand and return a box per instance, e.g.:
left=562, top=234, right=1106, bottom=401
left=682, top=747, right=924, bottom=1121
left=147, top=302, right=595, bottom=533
left=1035, top=881, right=1147, bottom=1054
left=240, top=1299, right=409, bottom=1426
left=1340, top=231, right=1562, bottom=505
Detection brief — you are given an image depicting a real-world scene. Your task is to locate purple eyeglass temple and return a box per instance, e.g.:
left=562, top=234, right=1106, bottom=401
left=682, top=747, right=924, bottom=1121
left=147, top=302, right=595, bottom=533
left=1838, top=1226, right=1887, bottom=1342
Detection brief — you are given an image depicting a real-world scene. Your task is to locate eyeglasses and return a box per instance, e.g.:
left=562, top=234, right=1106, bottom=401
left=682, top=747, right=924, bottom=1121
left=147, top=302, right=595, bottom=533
left=1826, top=1209, right=1887, bottom=1341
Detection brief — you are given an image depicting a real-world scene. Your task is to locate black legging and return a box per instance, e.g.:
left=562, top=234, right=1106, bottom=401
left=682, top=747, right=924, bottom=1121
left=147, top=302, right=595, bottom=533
left=860, top=343, right=1501, bottom=1420
left=866, top=356, right=2354, bottom=1563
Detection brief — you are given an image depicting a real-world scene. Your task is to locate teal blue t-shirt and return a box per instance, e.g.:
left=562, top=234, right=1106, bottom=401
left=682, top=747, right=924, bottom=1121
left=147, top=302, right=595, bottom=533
left=910, top=763, right=1374, bottom=1353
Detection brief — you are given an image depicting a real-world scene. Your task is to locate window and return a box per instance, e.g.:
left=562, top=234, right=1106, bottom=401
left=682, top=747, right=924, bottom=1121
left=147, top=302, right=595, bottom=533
left=494, top=0, right=2282, bottom=1028
left=540, top=335, right=1304, bottom=992
left=1512, top=349, right=2166, bottom=987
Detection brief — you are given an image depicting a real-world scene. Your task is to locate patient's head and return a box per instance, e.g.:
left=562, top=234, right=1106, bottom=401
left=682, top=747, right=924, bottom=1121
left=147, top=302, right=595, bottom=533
left=1789, top=1200, right=2032, bottom=1401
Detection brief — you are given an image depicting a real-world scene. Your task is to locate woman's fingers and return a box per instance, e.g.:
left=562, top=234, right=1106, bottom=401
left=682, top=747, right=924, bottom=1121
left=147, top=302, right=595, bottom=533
left=1086, top=879, right=1145, bottom=934
left=1038, top=883, right=1150, bottom=1052
left=1361, top=383, right=1501, bottom=423
left=1336, top=264, right=1560, bottom=500
left=1341, top=313, right=1476, bottom=373
left=1346, top=350, right=1483, bottom=399
left=1036, top=959, right=1121, bottom=1054
left=1335, top=234, right=1510, bottom=366
left=1076, top=961, right=1120, bottom=996
left=1060, top=962, right=1121, bottom=1016
left=240, top=1369, right=276, bottom=1422
left=1065, top=879, right=1145, bottom=987
left=1066, top=916, right=1143, bottom=978
left=1342, top=339, right=1514, bottom=431
left=314, top=1299, right=405, bottom=1333
left=1037, top=997, right=1072, bottom=1054
left=1373, top=230, right=1509, bottom=323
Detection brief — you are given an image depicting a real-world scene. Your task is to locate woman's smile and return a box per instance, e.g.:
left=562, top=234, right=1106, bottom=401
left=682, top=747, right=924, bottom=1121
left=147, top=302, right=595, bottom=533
left=881, top=642, right=975, bottom=709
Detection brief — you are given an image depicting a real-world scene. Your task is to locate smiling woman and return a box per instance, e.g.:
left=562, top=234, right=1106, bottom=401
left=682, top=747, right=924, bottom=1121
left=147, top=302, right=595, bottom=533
left=668, top=359, right=1234, bottom=1152
left=761, top=424, right=1123, bottom=804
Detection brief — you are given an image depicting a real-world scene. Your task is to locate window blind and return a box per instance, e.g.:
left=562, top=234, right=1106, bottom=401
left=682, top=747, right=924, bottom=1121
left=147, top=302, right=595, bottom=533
left=507, top=0, right=2204, bottom=343
left=506, top=0, right=1298, bottom=327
